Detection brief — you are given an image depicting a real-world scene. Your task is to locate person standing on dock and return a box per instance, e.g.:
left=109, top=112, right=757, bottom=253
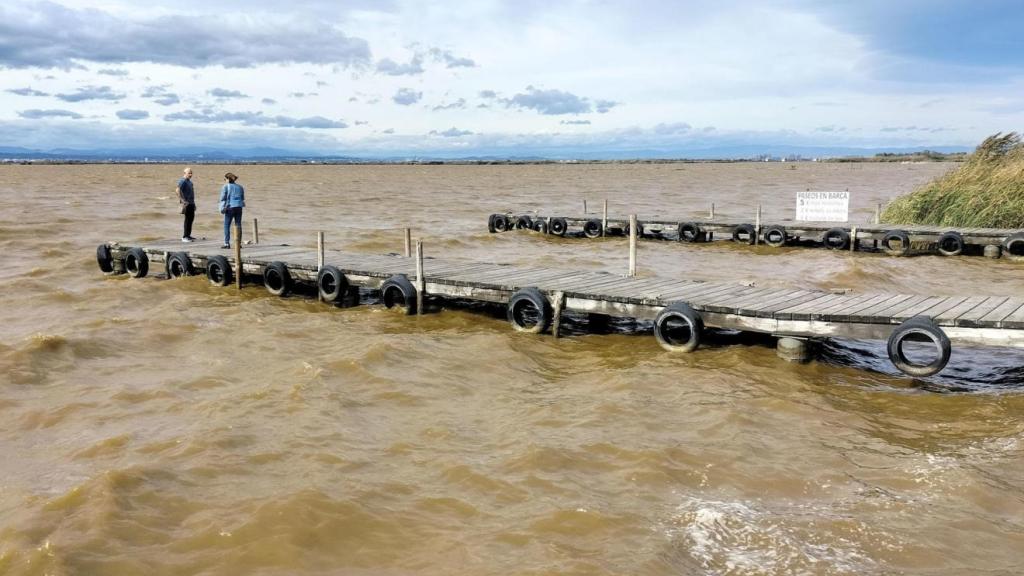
left=176, top=167, right=196, bottom=242
left=219, top=172, right=245, bottom=249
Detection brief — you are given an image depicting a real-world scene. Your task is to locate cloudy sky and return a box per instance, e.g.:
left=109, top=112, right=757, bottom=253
left=2, top=0, right=1023, bottom=157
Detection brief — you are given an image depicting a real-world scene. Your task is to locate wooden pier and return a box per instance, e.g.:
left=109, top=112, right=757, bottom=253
left=97, top=238, right=1024, bottom=377
left=490, top=212, right=1024, bottom=259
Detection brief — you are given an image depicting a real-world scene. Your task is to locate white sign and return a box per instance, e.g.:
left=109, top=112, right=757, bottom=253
left=796, top=191, right=849, bottom=222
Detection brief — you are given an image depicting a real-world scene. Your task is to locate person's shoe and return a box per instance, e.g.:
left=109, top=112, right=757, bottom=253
left=186, top=236, right=197, bottom=241
left=221, top=244, right=230, bottom=249
left=182, top=237, right=193, bottom=243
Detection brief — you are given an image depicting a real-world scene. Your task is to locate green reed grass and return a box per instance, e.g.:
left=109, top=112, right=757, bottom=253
left=882, top=132, right=1024, bottom=228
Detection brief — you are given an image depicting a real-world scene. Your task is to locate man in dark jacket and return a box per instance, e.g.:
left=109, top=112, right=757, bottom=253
left=176, top=167, right=196, bottom=242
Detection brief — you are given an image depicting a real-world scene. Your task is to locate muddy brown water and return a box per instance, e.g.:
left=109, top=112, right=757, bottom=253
left=1, top=162, right=1023, bottom=575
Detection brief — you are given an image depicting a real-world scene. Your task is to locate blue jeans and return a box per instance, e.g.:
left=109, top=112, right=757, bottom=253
left=223, top=207, right=242, bottom=246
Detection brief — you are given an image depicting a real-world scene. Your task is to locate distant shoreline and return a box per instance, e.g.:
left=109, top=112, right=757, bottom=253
left=1, top=152, right=965, bottom=166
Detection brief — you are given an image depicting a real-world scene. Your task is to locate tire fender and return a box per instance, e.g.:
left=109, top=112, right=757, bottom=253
left=1003, top=231, right=1024, bottom=261
left=317, top=265, right=348, bottom=302
left=763, top=225, right=787, bottom=248
left=206, top=255, right=233, bottom=286
left=263, top=261, right=292, bottom=296
left=507, top=287, right=552, bottom=334
left=823, top=227, right=850, bottom=250
left=732, top=224, right=756, bottom=245
left=937, top=231, right=964, bottom=257
left=887, top=316, right=951, bottom=377
left=97, top=244, right=114, bottom=273
left=380, top=274, right=417, bottom=315
left=549, top=217, right=568, bottom=237
left=583, top=219, right=603, bottom=238
left=882, top=230, right=911, bottom=256
left=124, top=247, right=149, bottom=278
left=515, top=215, right=534, bottom=230
left=166, top=252, right=193, bottom=278
left=654, top=302, right=704, bottom=353
left=678, top=222, right=704, bottom=243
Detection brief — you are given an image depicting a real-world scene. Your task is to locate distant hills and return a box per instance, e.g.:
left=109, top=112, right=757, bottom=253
left=0, top=144, right=972, bottom=163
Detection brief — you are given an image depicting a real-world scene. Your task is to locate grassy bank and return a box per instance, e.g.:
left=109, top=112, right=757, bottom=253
left=882, top=133, right=1024, bottom=228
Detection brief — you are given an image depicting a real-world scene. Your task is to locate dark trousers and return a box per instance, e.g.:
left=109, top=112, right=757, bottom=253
left=183, top=203, right=196, bottom=238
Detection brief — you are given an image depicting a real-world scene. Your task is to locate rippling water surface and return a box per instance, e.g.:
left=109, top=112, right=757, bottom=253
left=1, top=162, right=1023, bottom=575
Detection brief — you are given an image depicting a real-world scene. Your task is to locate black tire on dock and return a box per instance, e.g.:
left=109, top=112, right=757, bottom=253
left=654, top=302, right=704, bottom=353
left=492, top=215, right=511, bottom=233
left=124, top=247, right=149, bottom=278
left=380, top=274, right=417, bottom=315
left=549, top=217, right=568, bottom=237
left=515, top=215, right=533, bottom=230
left=206, top=255, right=232, bottom=286
left=763, top=225, right=787, bottom=248
left=732, top=223, right=756, bottom=245
left=1003, top=232, right=1024, bottom=261
left=882, top=230, right=911, bottom=256
left=937, top=231, right=965, bottom=257
left=166, top=252, right=193, bottom=278
left=887, top=316, right=951, bottom=377
left=583, top=219, right=603, bottom=238
left=96, top=244, right=114, bottom=273
left=532, top=219, right=548, bottom=234
left=263, top=261, right=292, bottom=297
left=317, top=265, right=348, bottom=302
left=487, top=214, right=499, bottom=233
left=678, top=222, right=705, bottom=243
left=822, top=227, right=850, bottom=250
left=507, top=287, right=552, bottom=334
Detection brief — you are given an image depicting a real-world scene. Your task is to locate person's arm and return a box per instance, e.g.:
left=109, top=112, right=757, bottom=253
left=219, top=185, right=228, bottom=212
left=176, top=180, right=185, bottom=204
left=240, top=185, right=245, bottom=208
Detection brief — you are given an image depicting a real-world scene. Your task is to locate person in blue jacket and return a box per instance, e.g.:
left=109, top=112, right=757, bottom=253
left=219, top=172, right=246, bottom=248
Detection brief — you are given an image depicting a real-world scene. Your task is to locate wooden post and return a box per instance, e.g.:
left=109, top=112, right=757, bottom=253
left=551, top=291, right=565, bottom=338
left=234, top=224, right=242, bottom=290
left=874, top=203, right=882, bottom=225
left=583, top=199, right=588, bottom=214
left=628, top=214, right=638, bottom=277
left=754, top=205, right=761, bottom=246
left=415, top=241, right=424, bottom=316
left=710, top=203, right=715, bottom=219
left=602, top=199, right=608, bottom=237
left=252, top=218, right=259, bottom=245
left=850, top=226, right=858, bottom=252
left=404, top=228, right=411, bottom=258
left=317, top=231, right=324, bottom=271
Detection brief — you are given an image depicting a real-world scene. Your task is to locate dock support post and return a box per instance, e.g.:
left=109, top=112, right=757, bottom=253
left=317, top=232, right=324, bottom=271
left=415, top=241, right=425, bottom=315
left=234, top=224, right=242, bottom=290
left=754, top=205, right=761, bottom=245
left=583, top=199, right=588, bottom=214
left=404, top=228, right=411, bottom=258
left=551, top=291, right=565, bottom=338
left=710, top=203, right=715, bottom=219
left=874, top=203, right=881, bottom=225
left=984, top=245, right=1002, bottom=259
left=602, top=199, right=608, bottom=237
left=252, top=218, right=259, bottom=245
left=850, top=226, right=858, bottom=252
left=317, top=231, right=325, bottom=302
left=628, top=214, right=638, bottom=277
left=777, top=337, right=811, bottom=363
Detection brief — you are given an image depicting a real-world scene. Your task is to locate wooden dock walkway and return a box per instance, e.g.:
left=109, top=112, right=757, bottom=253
left=97, top=238, right=1024, bottom=377
left=490, top=212, right=1024, bottom=259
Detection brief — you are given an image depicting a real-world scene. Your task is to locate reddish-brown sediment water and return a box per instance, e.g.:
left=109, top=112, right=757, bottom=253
left=1, top=162, right=1023, bottom=575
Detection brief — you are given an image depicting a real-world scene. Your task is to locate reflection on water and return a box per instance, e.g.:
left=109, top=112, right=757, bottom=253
left=1, top=162, right=1023, bottom=575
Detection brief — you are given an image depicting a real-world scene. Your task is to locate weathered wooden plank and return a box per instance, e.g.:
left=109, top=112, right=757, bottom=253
left=889, top=296, right=951, bottom=322
left=657, top=281, right=746, bottom=302
left=597, top=278, right=685, bottom=297
left=850, top=294, right=917, bottom=323
left=933, top=296, right=990, bottom=325
left=980, top=298, right=1024, bottom=324
left=745, top=290, right=823, bottom=317
left=759, top=291, right=843, bottom=316
left=999, top=302, right=1024, bottom=328
left=697, top=287, right=782, bottom=314
left=956, top=297, right=1010, bottom=327
left=916, top=296, right=970, bottom=319
left=775, top=293, right=850, bottom=320
left=716, top=287, right=799, bottom=311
